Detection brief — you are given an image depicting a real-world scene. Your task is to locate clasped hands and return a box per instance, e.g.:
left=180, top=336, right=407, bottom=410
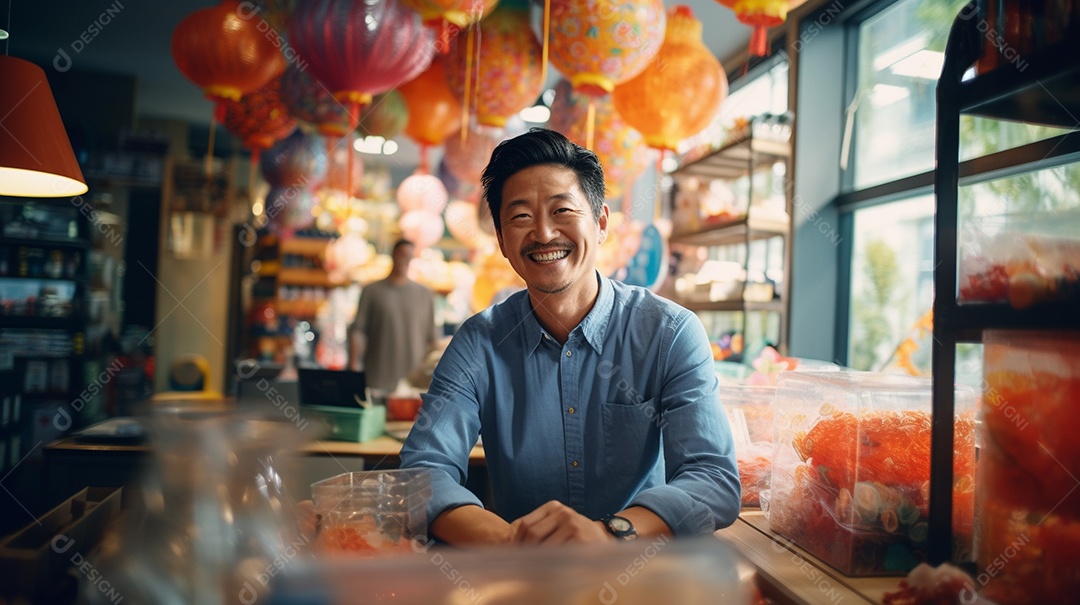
left=507, top=500, right=612, bottom=545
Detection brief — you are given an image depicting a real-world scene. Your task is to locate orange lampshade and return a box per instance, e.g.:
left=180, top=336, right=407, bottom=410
left=0, top=56, right=87, bottom=197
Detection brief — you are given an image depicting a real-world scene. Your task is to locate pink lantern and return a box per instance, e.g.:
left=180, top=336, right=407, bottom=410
left=444, top=200, right=493, bottom=249
left=400, top=210, right=445, bottom=249
left=396, top=173, right=449, bottom=214
left=288, top=0, right=435, bottom=119
left=443, top=126, right=500, bottom=187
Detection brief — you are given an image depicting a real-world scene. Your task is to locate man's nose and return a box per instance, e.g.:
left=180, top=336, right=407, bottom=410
left=531, top=214, right=559, bottom=242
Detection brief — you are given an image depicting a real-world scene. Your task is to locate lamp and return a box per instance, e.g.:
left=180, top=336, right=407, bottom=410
left=0, top=55, right=87, bottom=197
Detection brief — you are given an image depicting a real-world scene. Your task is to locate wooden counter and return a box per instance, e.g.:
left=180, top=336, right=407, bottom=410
left=716, top=511, right=899, bottom=605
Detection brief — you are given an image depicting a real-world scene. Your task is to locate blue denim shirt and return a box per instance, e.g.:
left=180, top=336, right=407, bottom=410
left=400, top=273, right=741, bottom=536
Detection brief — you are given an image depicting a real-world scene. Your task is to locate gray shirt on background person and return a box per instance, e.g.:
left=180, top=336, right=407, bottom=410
left=349, top=278, right=438, bottom=391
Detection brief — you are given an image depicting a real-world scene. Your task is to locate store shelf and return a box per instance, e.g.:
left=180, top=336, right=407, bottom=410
left=277, top=268, right=344, bottom=288
left=957, top=37, right=1080, bottom=128
left=670, top=214, right=789, bottom=247
left=0, top=236, right=90, bottom=250
left=274, top=299, right=325, bottom=317
left=279, top=237, right=335, bottom=256
left=675, top=134, right=791, bottom=180
left=942, top=298, right=1080, bottom=341
left=0, top=316, right=79, bottom=330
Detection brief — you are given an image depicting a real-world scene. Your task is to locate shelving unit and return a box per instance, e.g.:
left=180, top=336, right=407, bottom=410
left=668, top=129, right=793, bottom=360
left=929, top=4, right=1080, bottom=564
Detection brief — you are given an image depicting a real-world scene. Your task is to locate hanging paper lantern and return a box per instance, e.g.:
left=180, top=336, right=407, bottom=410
left=445, top=200, right=495, bottom=249
left=357, top=90, right=410, bottom=141
left=398, top=57, right=463, bottom=148
left=397, top=173, right=449, bottom=214
left=445, top=0, right=543, bottom=128
left=261, top=130, right=328, bottom=188
left=716, top=0, right=790, bottom=57
left=438, top=158, right=482, bottom=202
left=548, top=79, right=650, bottom=200
left=323, top=145, right=365, bottom=197
left=222, top=78, right=298, bottom=153
left=400, top=210, right=446, bottom=249
left=613, top=6, right=728, bottom=152
left=548, top=0, right=666, bottom=97
left=265, top=186, right=318, bottom=235
left=172, top=0, right=286, bottom=106
left=288, top=0, right=435, bottom=114
left=281, top=65, right=411, bottom=140
left=400, top=0, right=497, bottom=28
left=443, top=126, right=500, bottom=187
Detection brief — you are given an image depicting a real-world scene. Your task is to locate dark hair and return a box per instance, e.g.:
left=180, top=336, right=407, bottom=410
left=481, top=128, right=605, bottom=235
left=392, top=239, right=414, bottom=254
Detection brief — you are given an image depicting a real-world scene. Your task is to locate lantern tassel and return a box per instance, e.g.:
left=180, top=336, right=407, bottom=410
left=750, top=25, right=769, bottom=57
left=586, top=97, right=596, bottom=151
left=461, top=24, right=476, bottom=145
left=249, top=151, right=259, bottom=202
left=473, top=15, right=482, bottom=114
left=541, top=0, right=550, bottom=89
left=420, top=144, right=430, bottom=175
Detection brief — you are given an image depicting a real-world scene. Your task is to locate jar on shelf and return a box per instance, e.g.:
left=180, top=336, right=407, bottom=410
left=977, top=330, right=1080, bottom=604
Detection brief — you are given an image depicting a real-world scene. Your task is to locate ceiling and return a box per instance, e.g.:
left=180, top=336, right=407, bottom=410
left=7, top=0, right=752, bottom=170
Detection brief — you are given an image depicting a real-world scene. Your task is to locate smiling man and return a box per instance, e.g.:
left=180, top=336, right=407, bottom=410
left=400, top=128, right=740, bottom=546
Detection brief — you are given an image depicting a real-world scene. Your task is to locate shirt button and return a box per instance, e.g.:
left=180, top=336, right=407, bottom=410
left=543, top=334, right=549, bottom=340
left=568, top=407, right=575, bottom=414
left=565, top=350, right=572, bottom=357
left=572, top=460, right=579, bottom=467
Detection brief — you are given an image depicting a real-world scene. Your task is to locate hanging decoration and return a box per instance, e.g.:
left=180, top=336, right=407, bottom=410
left=444, top=199, right=495, bottom=250
left=400, top=0, right=497, bottom=53
left=323, top=145, right=365, bottom=198
left=260, top=130, right=328, bottom=189
left=613, top=6, right=728, bottom=152
left=547, top=79, right=650, bottom=201
left=716, top=0, right=790, bottom=57
left=445, top=0, right=543, bottom=128
left=443, top=125, right=500, bottom=187
left=172, top=0, right=286, bottom=109
left=357, top=91, right=410, bottom=141
left=400, top=210, right=446, bottom=249
left=221, top=77, right=297, bottom=158
left=398, top=56, right=463, bottom=168
left=249, top=0, right=295, bottom=34
left=397, top=173, right=450, bottom=214
left=264, top=186, right=318, bottom=235
left=288, top=0, right=435, bottom=125
left=547, top=0, right=666, bottom=98
left=438, top=158, right=482, bottom=202
left=281, top=65, right=411, bottom=140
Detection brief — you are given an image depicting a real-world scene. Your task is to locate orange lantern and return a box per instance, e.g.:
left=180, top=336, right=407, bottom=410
left=613, top=6, right=728, bottom=152
left=548, top=0, right=666, bottom=97
left=171, top=0, right=286, bottom=107
left=445, top=0, right=543, bottom=128
left=398, top=57, right=463, bottom=156
left=717, top=0, right=789, bottom=57
left=548, top=79, right=649, bottom=200
left=222, top=78, right=297, bottom=155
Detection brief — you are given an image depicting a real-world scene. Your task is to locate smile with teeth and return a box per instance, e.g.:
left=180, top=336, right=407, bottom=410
left=529, top=250, right=570, bottom=263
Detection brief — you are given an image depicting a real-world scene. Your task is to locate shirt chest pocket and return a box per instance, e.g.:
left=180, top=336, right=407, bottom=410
left=601, top=398, right=661, bottom=477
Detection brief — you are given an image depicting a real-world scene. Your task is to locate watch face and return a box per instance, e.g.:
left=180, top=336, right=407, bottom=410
left=610, top=517, right=632, bottom=532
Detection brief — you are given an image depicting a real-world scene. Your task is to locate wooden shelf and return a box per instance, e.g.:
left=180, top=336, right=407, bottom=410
left=715, top=512, right=898, bottom=605
left=674, top=133, right=791, bottom=180
left=274, top=299, right=325, bottom=317
left=279, top=237, right=335, bottom=256
left=670, top=214, right=789, bottom=247
left=277, top=268, right=344, bottom=288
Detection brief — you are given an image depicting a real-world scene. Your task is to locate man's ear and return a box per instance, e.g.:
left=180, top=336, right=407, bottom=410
left=597, top=203, right=610, bottom=244
left=497, top=228, right=507, bottom=259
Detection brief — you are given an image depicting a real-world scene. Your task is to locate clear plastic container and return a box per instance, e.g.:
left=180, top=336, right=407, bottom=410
left=311, top=469, right=432, bottom=556
left=769, top=371, right=977, bottom=576
left=977, top=331, right=1080, bottom=604
left=720, top=385, right=776, bottom=508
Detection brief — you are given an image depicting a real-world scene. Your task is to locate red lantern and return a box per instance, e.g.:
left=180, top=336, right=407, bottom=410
left=288, top=0, right=434, bottom=118
left=548, top=0, right=666, bottom=97
left=222, top=78, right=297, bottom=154
left=717, top=0, right=790, bottom=57
left=171, top=0, right=286, bottom=105
left=613, top=6, right=728, bottom=152
left=398, top=57, right=463, bottom=149
left=282, top=64, right=411, bottom=140
left=323, top=146, right=365, bottom=197
left=548, top=79, right=649, bottom=200
left=443, top=125, right=500, bottom=186
left=445, top=0, right=544, bottom=128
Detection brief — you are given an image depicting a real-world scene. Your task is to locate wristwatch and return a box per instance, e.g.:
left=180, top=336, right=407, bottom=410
left=600, top=515, right=638, bottom=541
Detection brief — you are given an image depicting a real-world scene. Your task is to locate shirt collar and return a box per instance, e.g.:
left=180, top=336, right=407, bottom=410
left=519, top=272, right=612, bottom=356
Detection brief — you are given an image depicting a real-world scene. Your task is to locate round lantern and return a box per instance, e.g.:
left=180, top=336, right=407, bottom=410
left=282, top=65, right=411, bottom=140
left=716, top=0, right=790, bottom=57
left=397, top=173, right=449, bottom=214
left=222, top=77, right=297, bottom=155
left=445, top=200, right=494, bottom=249
left=261, top=130, right=328, bottom=188
left=400, top=210, right=446, bottom=249
left=548, top=0, right=666, bottom=97
left=613, top=6, right=728, bottom=152
left=438, top=158, right=482, bottom=202
left=357, top=90, right=410, bottom=141
left=172, top=0, right=286, bottom=106
left=443, top=126, right=500, bottom=186
left=288, top=0, right=434, bottom=118
left=548, top=79, right=650, bottom=200
left=265, top=186, right=318, bottom=235
left=401, top=0, right=497, bottom=28
left=323, top=145, right=365, bottom=197
left=445, top=0, right=544, bottom=128
left=398, top=57, right=463, bottom=148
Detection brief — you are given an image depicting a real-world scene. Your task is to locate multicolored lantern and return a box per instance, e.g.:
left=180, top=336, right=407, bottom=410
left=548, top=79, right=649, bottom=200
left=222, top=77, right=297, bottom=155
left=172, top=0, right=286, bottom=107
left=281, top=65, right=411, bottom=140
left=323, top=145, right=365, bottom=197
left=717, top=0, right=790, bottom=57
left=397, top=173, right=449, bottom=214
left=260, top=130, right=328, bottom=188
left=264, top=186, right=318, bottom=235
left=357, top=90, right=410, bottom=141
left=613, top=6, right=728, bottom=152
left=398, top=56, right=463, bottom=149
left=548, top=0, right=666, bottom=97
left=445, top=0, right=543, bottom=128
left=288, top=0, right=434, bottom=120
left=443, top=126, right=500, bottom=187
left=438, top=158, right=482, bottom=202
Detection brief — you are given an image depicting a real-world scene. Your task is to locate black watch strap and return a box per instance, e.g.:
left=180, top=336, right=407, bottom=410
left=600, top=514, right=638, bottom=541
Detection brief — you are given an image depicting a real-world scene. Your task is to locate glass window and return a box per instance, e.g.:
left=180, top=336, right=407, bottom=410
left=679, top=59, right=789, bottom=156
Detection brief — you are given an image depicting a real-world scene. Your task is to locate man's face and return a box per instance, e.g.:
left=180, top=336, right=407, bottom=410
left=497, top=164, right=608, bottom=295
left=392, top=243, right=415, bottom=273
